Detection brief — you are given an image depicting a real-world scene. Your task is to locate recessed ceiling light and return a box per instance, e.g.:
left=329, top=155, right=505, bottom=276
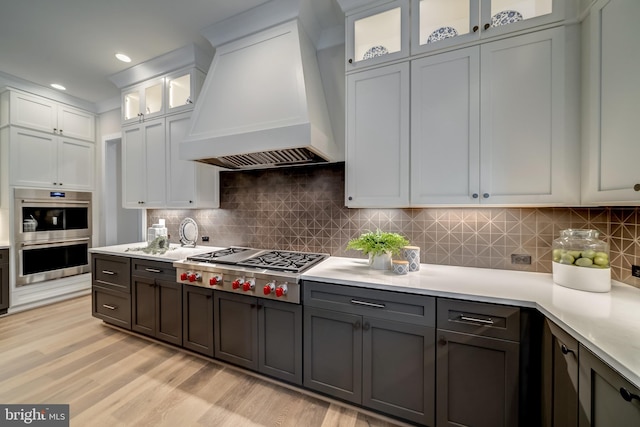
left=50, top=83, right=66, bottom=91
left=115, top=53, right=131, bottom=63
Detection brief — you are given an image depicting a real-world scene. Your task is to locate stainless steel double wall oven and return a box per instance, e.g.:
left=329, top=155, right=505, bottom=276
left=15, top=189, right=92, bottom=286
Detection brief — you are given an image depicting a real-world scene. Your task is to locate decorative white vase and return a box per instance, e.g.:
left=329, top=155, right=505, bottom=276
left=369, top=252, right=392, bottom=270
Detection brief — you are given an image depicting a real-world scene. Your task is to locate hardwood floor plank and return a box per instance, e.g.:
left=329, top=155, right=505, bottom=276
left=0, top=296, right=410, bottom=427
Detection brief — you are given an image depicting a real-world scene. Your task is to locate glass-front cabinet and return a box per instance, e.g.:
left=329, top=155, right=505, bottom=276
left=122, top=78, right=164, bottom=124
left=412, top=0, right=562, bottom=54
left=166, top=68, right=205, bottom=114
left=346, top=0, right=410, bottom=69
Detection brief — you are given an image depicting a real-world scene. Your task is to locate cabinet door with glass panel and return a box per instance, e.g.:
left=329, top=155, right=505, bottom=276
left=346, top=0, right=410, bottom=70
left=121, top=77, right=165, bottom=125
left=166, top=68, right=205, bottom=115
left=412, top=0, right=563, bottom=55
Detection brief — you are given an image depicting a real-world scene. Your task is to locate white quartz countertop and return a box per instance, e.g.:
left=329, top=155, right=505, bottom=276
left=302, top=256, right=640, bottom=389
left=0, top=242, right=9, bottom=250
left=89, top=242, right=217, bottom=262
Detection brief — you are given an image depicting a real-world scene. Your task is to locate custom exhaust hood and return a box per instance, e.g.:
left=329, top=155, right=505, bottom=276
left=181, top=5, right=341, bottom=170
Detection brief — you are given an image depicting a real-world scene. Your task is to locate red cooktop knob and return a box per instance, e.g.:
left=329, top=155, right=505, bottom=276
left=232, top=279, right=242, bottom=289
left=242, top=281, right=255, bottom=292
left=180, top=272, right=188, bottom=281
left=275, top=284, right=288, bottom=297
left=188, top=273, right=199, bottom=282
left=209, top=277, right=218, bottom=286
left=263, top=283, right=275, bottom=295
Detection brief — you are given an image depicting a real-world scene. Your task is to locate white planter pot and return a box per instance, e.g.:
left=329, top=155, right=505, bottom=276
left=369, top=252, right=392, bottom=270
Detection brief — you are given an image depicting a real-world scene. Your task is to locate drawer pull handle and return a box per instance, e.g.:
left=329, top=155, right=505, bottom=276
left=350, top=299, right=385, bottom=309
left=561, top=344, right=576, bottom=356
left=459, top=315, right=494, bottom=325
left=145, top=268, right=162, bottom=273
left=102, top=304, right=117, bottom=310
left=102, top=270, right=116, bottom=275
left=620, top=387, right=640, bottom=403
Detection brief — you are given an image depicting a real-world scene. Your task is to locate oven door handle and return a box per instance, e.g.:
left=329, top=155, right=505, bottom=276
left=21, top=237, right=91, bottom=248
left=21, top=199, right=91, bottom=205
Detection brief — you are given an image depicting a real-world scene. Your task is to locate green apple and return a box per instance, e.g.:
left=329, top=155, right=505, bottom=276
left=568, top=250, right=583, bottom=259
left=560, top=253, right=575, bottom=264
left=593, top=256, right=609, bottom=267
left=581, top=249, right=596, bottom=259
left=575, top=257, right=593, bottom=267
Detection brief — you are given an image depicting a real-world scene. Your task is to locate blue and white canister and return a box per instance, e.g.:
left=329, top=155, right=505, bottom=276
left=392, top=260, right=409, bottom=275
left=402, top=246, right=421, bottom=272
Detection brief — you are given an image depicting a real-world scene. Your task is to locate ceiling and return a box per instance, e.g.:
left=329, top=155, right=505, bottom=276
left=0, top=0, right=342, bottom=108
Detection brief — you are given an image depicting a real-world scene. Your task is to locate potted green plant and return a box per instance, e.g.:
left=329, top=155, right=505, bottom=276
left=346, top=229, right=410, bottom=270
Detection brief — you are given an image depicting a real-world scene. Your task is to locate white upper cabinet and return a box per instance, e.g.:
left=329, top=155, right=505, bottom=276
left=412, top=0, right=564, bottom=55
left=346, top=0, right=410, bottom=70
left=411, top=27, right=578, bottom=206
left=166, top=68, right=205, bottom=115
left=165, top=112, right=219, bottom=209
left=10, top=127, right=94, bottom=191
left=122, top=78, right=165, bottom=125
left=581, top=0, right=640, bottom=205
left=122, top=118, right=166, bottom=208
left=346, top=62, right=410, bottom=207
left=5, top=90, right=95, bottom=142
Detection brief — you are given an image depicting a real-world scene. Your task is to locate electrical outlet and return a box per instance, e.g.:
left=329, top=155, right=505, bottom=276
left=511, top=254, right=532, bottom=265
left=632, top=265, right=640, bottom=278
left=201, top=236, right=209, bottom=242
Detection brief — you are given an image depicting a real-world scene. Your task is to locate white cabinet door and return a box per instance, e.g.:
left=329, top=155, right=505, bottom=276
left=9, top=92, right=57, bottom=134
left=9, top=91, right=94, bottom=142
left=165, top=112, right=219, bottom=209
left=346, top=62, right=410, bottom=207
left=411, top=47, right=480, bottom=205
left=480, top=27, right=578, bottom=205
left=122, top=125, right=146, bottom=208
left=144, top=119, right=167, bottom=207
left=57, top=105, right=95, bottom=142
left=57, top=138, right=94, bottom=190
left=10, top=127, right=57, bottom=188
left=122, top=119, right=166, bottom=208
left=582, top=0, right=640, bottom=205
left=346, top=0, right=410, bottom=70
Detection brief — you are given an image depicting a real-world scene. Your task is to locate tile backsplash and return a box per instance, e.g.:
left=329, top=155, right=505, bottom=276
left=149, top=163, right=640, bottom=289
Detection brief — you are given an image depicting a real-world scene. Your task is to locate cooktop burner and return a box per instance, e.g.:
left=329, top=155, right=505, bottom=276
left=185, top=247, right=327, bottom=273
left=237, top=251, right=326, bottom=272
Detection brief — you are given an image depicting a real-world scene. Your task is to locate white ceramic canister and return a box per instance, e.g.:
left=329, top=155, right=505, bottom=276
left=402, top=246, right=421, bottom=272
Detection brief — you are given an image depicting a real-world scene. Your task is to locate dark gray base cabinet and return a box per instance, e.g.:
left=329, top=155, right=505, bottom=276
left=183, top=285, right=214, bottom=357
left=303, top=282, right=436, bottom=426
left=91, top=254, right=131, bottom=329
left=436, top=298, right=521, bottom=427
left=131, top=259, right=182, bottom=346
left=578, top=345, right=640, bottom=426
left=214, top=292, right=302, bottom=385
left=543, top=319, right=579, bottom=427
left=0, top=249, right=9, bottom=314
left=132, top=277, right=182, bottom=345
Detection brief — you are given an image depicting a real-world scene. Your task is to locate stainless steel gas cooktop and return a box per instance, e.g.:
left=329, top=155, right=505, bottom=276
left=174, top=247, right=329, bottom=304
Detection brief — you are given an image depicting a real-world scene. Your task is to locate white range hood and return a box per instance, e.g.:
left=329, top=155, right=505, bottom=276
left=181, top=15, right=340, bottom=170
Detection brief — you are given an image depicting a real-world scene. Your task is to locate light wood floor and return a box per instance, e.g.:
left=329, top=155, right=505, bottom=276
left=0, top=295, right=410, bottom=427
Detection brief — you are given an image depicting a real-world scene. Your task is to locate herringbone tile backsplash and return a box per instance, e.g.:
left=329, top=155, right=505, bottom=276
left=149, top=163, right=640, bottom=288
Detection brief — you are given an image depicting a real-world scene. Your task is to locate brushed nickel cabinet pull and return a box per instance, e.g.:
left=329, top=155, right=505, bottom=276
left=460, top=315, right=494, bottom=325
left=350, top=299, right=385, bottom=309
left=145, top=268, right=162, bottom=273
left=102, top=304, right=117, bottom=310
left=101, top=270, right=116, bottom=275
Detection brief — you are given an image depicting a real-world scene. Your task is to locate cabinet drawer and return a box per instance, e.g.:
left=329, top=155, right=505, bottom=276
left=437, top=298, right=520, bottom=342
left=131, top=259, right=175, bottom=280
left=92, top=254, right=130, bottom=292
left=303, top=281, right=435, bottom=326
left=93, top=287, right=131, bottom=329
left=0, top=249, right=8, bottom=264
